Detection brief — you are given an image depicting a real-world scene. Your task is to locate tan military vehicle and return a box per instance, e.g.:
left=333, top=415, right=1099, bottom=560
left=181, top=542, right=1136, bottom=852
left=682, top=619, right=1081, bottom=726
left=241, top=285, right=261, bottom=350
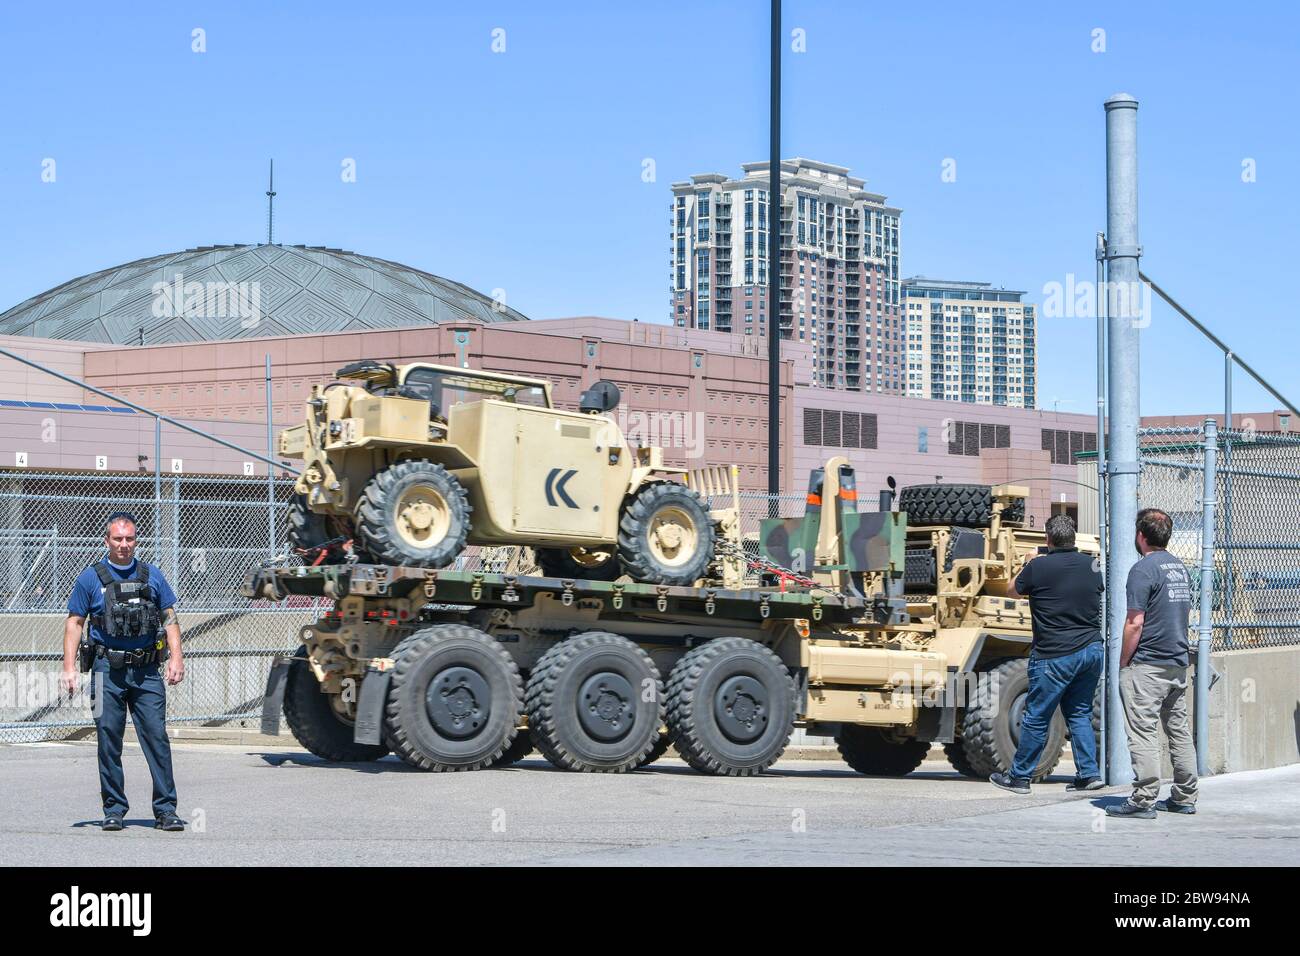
left=278, top=360, right=723, bottom=586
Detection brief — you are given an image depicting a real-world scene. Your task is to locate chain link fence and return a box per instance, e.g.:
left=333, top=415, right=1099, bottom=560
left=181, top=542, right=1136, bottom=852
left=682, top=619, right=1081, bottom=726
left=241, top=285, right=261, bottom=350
left=0, top=470, right=312, bottom=742
left=0, top=466, right=546, bottom=743
left=1137, top=424, right=1300, bottom=652
left=6, top=422, right=1294, bottom=743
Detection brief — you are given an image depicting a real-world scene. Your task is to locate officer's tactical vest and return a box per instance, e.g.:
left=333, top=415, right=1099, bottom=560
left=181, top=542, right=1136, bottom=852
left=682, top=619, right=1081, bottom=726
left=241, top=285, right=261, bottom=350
left=92, top=561, right=163, bottom=642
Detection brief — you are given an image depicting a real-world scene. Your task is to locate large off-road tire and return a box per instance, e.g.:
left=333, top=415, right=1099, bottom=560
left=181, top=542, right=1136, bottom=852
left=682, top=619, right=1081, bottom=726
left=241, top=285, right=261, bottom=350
left=489, top=730, right=535, bottom=767
left=836, top=726, right=931, bottom=777
left=898, top=483, right=1025, bottom=528
left=535, top=546, right=622, bottom=582
left=384, top=624, right=523, bottom=771
left=637, top=730, right=673, bottom=768
left=526, top=632, right=663, bottom=773
left=943, top=740, right=980, bottom=777
left=951, top=657, right=1066, bottom=782
left=287, top=494, right=361, bottom=565
left=617, top=482, right=715, bottom=586
left=282, top=648, right=389, bottom=762
left=355, top=460, right=471, bottom=567
left=665, top=637, right=796, bottom=776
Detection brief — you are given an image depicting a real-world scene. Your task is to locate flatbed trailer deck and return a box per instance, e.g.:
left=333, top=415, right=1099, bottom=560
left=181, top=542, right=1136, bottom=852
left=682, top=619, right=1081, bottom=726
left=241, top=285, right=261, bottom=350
left=242, top=562, right=897, bottom=624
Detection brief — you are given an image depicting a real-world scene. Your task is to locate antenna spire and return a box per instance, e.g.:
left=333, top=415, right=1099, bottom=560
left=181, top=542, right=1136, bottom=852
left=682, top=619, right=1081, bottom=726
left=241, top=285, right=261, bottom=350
left=265, top=159, right=277, bottom=245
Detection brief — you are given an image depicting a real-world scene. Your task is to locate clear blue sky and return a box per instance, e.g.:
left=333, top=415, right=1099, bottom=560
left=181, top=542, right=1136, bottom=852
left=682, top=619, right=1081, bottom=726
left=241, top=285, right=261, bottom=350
left=1, top=1, right=1295, bottom=417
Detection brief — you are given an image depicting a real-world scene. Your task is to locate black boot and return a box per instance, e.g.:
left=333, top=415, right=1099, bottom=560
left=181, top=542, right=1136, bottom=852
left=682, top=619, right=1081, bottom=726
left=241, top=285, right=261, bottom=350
left=154, top=812, right=185, bottom=832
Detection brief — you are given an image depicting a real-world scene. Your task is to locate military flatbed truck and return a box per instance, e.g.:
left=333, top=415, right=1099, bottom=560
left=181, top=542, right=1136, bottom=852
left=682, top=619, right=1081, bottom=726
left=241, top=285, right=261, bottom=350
left=245, top=458, right=1095, bottom=779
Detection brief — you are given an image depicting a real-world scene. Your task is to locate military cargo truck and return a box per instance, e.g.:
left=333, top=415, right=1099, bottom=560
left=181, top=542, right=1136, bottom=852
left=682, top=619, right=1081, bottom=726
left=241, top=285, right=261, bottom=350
left=246, top=455, right=1095, bottom=780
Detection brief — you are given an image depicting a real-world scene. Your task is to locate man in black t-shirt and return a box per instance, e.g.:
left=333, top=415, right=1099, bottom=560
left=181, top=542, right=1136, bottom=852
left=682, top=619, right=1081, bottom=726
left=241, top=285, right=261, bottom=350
left=1106, top=508, right=1199, bottom=819
left=990, top=514, right=1105, bottom=795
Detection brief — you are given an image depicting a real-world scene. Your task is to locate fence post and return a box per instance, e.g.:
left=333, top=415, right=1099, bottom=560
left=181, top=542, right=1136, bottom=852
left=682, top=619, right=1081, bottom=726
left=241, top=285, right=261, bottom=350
left=1195, top=418, right=1217, bottom=776
left=154, top=416, right=162, bottom=560
left=170, top=475, right=181, bottom=586
left=51, top=523, right=60, bottom=604
left=1094, top=230, right=1109, bottom=782
left=1222, top=353, right=1234, bottom=649
left=266, top=354, right=276, bottom=555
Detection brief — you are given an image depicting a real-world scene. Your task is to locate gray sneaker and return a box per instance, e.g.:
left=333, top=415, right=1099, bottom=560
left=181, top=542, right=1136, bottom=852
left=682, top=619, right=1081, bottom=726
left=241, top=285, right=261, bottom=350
left=1155, top=799, right=1196, bottom=815
left=1105, top=800, right=1156, bottom=819
left=989, top=771, right=1032, bottom=795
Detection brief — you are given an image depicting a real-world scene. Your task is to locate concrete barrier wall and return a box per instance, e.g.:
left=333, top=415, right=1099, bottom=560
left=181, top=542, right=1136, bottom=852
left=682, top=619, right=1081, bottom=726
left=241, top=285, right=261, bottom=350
left=1145, top=645, right=1300, bottom=777
left=1207, top=645, right=1300, bottom=774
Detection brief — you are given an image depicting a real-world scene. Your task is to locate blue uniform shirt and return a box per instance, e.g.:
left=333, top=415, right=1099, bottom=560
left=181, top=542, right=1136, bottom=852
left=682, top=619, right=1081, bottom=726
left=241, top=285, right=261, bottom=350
left=67, top=558, right=178, bottom=650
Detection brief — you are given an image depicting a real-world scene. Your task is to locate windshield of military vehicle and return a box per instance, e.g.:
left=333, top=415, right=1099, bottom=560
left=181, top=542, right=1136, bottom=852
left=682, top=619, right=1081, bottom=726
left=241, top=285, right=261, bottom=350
left=401, top=367, right=548, bottom=411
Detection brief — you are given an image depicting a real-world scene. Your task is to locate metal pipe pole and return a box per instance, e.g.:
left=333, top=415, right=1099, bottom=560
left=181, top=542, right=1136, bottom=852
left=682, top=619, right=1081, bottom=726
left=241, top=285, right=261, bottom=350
left=766, top=0, right=782, bottom=516
left=154, top=416, right=162, bottom=561
left=1195, top=418, right=1218, bottom=776
left=266, top=355, right=276, bottom=555
left=1103, top=93, right=1140, bottom=786
left=1094, top=231, right=1109, bottom=781
left=1223, top=353, right=1234, bottom=649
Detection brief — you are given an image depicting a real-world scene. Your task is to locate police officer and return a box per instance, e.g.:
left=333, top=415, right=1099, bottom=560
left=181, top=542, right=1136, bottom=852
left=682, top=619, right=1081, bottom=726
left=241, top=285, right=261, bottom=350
left=59, top=512, right=185, bottom=831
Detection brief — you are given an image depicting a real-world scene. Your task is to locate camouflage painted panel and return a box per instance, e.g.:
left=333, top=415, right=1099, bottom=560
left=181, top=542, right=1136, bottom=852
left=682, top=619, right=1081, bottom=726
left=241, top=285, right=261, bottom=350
left=758, top=516, right=820, bottom=574
left=841, top=510, right=906, bottom=573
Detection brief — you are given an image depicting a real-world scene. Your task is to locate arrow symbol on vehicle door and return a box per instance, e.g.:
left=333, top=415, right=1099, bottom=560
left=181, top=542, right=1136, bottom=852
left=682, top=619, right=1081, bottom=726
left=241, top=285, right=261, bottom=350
left=545, top=468, right=579, bottom=508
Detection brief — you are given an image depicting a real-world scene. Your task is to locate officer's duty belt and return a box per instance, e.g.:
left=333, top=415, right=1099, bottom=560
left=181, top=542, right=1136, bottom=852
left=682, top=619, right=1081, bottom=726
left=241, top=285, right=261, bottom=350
left=94, top=644, right=166, bottom=669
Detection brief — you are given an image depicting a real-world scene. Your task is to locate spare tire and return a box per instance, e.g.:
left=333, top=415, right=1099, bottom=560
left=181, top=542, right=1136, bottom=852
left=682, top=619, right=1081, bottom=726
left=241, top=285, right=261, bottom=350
left=898, top=483, right=1025, bottom=528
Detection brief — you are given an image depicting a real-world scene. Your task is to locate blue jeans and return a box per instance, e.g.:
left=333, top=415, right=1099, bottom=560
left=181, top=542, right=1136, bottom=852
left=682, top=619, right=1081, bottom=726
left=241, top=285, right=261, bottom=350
left=89, top=656, right=178, bottom=817
left=1009, top=641, right=1102, bottom=781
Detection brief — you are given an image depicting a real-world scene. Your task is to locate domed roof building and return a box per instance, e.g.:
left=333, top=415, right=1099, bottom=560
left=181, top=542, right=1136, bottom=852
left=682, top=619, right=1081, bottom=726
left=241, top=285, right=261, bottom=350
left=0, top=243, right=528, bottom=345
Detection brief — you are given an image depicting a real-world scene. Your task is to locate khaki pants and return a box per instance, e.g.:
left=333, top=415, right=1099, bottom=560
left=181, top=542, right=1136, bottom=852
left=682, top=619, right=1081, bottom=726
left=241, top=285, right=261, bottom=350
left=1120, top=662, right=1198, bottom=808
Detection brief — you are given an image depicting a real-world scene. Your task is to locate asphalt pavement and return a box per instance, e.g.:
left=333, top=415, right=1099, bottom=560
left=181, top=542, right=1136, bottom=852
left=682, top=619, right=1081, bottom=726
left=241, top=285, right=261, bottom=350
left=2, top=739, right=1295, bottom=866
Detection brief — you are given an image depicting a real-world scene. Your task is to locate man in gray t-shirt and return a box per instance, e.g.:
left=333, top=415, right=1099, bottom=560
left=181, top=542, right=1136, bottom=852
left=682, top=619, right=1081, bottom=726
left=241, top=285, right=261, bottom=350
left=1106, top=508, right=1199, bottom=819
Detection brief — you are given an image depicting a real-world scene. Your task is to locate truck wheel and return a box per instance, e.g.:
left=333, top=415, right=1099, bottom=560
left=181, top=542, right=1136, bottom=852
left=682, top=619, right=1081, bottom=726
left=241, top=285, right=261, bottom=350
left=526, top=632, right=663, bottom=773
left=951, top=657, right=1066, bottom=782
left=489, top=730, right=535, bottom=767
left=355, top=460, right=471, bottom=567
left=1092, top=680, right=1102, bottom=737
left=384, top=624, right=523, bottom=771
left=836, top=726, right=930, bottom=776
left=637, top=730, right=673, bottom=768
left=287, top=494, right=357, bottom=565
left=897, top=483, right=1025, bottom=528
left=665, top=637, right=796, bottom=776
left=617, top=482, right=715, bottom=586
left=536, top=546, right=621, bottom=582
left=282, top=649, right=389, bottom=762
left=942, top=741, right=980, bottom=777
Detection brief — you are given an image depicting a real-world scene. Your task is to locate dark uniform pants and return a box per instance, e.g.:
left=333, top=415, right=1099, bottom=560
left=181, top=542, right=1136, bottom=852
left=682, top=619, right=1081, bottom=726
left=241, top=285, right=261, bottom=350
left=89, top=655, right=177, bottom=817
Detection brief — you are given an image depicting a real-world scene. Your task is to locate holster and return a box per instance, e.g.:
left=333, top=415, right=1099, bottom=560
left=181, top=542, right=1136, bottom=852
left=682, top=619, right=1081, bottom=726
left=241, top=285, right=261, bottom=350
left=77, top=636, right=95, bottom=674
